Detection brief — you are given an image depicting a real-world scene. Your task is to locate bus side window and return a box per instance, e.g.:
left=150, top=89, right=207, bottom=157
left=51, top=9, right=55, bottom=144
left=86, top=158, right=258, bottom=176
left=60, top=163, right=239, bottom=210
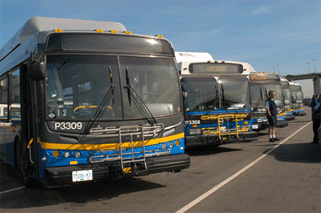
left=10, top=69, right=21, bottom=120
left=0, top=76, right=8, bottom=121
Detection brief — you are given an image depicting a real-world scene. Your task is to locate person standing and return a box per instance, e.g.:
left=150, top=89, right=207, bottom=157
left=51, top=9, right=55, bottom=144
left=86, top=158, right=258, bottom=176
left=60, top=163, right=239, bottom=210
left=266, top=90, right=280, bottom=142
left=312, top=95, right=321, bottom=144
left=309, top=95, right=319, bottom=120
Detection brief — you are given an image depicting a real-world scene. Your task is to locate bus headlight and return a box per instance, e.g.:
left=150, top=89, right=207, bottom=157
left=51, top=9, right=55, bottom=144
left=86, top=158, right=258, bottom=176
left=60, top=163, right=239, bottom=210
left=75, top=152, right=81, bottom=158
left=169, top=142, right=174, bottom=148
left=64, top=151, right=71, bottom=158
left=162, top=144, right=167, bottom=149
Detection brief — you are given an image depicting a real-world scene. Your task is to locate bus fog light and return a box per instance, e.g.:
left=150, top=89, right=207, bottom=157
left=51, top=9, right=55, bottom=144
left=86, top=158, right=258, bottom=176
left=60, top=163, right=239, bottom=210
left=64, top=151, right=71, bottom=158
left=162, top=144, right=167, bottom=149
left=75, top=152, right=81, bottom=158
left=169, top=142, right=174, bottom=147
left=176, top=140, right=180, bottom=146
left=53, top=150, right=60, bottom=158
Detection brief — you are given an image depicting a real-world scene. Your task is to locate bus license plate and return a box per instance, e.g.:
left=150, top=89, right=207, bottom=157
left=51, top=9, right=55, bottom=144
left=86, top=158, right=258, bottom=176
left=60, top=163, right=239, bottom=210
left=72, top=170, right=93, bottom=182
left=252, top=124, right=258, bottom=129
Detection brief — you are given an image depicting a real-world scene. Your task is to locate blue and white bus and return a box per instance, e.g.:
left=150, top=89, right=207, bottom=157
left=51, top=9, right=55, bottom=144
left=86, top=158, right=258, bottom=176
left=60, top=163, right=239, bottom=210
left=176, top=52, right=257, bottom=147
left=280, top=76, right=295, bottom=120
left=0, top=17, right=190, bottom=187
left=246, top=72, right=288, bottom=131
left=289, top=81, right=306, bottom=116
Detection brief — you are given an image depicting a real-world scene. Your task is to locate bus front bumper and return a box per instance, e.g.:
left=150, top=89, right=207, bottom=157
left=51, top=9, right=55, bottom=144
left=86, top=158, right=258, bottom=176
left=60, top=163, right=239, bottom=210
left=276, top=120, right=288, bottom=128
left=295, top=111, right=306, bottom=116
left=44, top=154, right=190, bottom=186
left=185, top=131, right=258, bottom=147
left=285, top=115, right=295, bottom=120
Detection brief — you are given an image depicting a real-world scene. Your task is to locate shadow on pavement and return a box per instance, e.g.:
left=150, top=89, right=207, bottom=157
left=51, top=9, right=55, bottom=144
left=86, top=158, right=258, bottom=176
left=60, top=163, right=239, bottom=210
left=186, top=145, right=242, bottom=156
left=0, top=170, right=165, bottom=210
left=268, top=142, right=321, bottom=164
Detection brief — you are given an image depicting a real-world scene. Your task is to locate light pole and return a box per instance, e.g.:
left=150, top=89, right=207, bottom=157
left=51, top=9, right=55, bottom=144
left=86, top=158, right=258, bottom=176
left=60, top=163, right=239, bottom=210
left=308, top=62, right=310, bottom=73
left=277, top=63, right=280, bottom=75
left=313, top=59, right=316, bottom=73
left=274, top=66, right=276, bottom=73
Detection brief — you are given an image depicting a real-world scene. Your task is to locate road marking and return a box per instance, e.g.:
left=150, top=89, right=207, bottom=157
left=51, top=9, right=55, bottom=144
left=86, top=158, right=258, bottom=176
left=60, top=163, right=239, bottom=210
left=176, top=122, right=312, bottom=213
left=0, top=186, right=26, bottom=195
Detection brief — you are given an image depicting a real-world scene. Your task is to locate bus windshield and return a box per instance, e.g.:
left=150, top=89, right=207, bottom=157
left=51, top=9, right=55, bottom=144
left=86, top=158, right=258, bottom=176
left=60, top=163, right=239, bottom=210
left=181, top=77, right=219, bottom=112
left=291, top=86, right=304, bottom=103
left=219, top=77, right=250, bottom=110
left=264, top=83, right=284, bottom=108
left=283, top=88, right=292, bottom=105
left=46, top=55, right=180, bottom=120
left=250, top=83, right=265, bottom=108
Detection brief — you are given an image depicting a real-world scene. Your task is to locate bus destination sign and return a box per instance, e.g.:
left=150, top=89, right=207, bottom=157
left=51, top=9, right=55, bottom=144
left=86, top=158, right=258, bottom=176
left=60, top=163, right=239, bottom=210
left=189, top=63, right=243, bottom=74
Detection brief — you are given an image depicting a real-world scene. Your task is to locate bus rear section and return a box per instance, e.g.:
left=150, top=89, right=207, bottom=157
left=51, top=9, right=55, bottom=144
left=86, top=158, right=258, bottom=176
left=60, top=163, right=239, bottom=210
left=176, top=55, right=257, bottom=147
left=289, top=82, right=306, bottom=116
left=0, top=17, right=190, bottom=187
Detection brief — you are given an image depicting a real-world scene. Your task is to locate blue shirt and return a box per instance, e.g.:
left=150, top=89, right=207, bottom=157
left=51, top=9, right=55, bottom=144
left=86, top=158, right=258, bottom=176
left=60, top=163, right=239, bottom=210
left=314, top=102, right=320, bottom=110
left=265, top=99, right=274, bottom=109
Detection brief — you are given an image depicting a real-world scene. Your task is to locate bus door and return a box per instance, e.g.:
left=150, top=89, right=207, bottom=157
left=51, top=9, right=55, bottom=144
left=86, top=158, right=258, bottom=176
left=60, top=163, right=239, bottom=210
left=19, top=63, right=43, bottom=185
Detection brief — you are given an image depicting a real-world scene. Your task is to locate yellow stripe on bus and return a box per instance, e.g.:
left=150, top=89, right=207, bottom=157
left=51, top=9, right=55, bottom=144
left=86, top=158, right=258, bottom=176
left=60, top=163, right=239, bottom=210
left=39, top=132, right=184, bottom=150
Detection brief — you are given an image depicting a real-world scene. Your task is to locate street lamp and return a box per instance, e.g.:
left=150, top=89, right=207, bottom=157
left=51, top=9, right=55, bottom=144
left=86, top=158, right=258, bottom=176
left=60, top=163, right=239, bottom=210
left=313, top=59, right=316, bottom=73
left=308, top=62, right=310, bottom=73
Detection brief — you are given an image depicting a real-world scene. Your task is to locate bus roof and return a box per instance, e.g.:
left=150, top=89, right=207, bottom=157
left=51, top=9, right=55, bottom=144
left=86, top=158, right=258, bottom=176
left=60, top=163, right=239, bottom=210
left=175, top=52, right=214, bottom=63
left=1, top=17, right=126, bottom=60
left=175, top=52, right=214, bottom=74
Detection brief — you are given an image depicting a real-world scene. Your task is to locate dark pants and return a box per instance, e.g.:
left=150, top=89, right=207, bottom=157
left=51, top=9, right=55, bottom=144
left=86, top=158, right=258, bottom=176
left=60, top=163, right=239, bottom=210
left=313, top=118, right=320, bottom=143
left=268, top=115, right=277, bottom=127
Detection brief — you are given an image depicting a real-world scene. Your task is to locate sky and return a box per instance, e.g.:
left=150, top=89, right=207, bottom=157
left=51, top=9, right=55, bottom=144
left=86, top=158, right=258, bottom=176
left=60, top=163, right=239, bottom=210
left=0, top=0, right=320, bottom=96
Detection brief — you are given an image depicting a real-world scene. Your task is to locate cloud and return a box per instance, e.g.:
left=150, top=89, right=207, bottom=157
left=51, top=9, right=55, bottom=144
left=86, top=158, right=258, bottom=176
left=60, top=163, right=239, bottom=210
left=251, top=6, right=273, bottom=15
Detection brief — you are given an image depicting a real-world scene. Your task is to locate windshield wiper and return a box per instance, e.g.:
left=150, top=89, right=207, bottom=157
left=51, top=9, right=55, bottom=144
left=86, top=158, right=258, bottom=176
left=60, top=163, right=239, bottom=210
left=221, top=84, right=225, bottom=103
left=85, top=66, right=115, bottom=133
left=124, top=67, right=157, bottom=125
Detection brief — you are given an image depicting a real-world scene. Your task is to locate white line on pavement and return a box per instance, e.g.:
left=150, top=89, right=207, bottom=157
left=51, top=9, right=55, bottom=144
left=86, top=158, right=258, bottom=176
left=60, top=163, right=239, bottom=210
left=176, top=122, right=312, bottom=213
left=0, top=186, right=26, bottom=195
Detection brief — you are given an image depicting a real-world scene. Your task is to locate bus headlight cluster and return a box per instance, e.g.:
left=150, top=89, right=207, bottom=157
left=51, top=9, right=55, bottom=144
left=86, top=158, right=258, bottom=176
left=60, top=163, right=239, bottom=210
left=258, top=108, right=266, bottom=112
left=64, top=151, right=71, bottom=158
left=189, top=128, right=201, bottom=135
left=162, top=143, right=167, bottom=149
left=75, top=152, right=81, bottom=158
left=58, top=151, right=81, bottom=158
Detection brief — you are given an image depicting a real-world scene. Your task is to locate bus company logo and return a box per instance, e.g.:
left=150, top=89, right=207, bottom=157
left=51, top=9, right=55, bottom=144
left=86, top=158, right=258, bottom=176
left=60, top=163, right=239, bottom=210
left=48, top=113, right=55, bottom=118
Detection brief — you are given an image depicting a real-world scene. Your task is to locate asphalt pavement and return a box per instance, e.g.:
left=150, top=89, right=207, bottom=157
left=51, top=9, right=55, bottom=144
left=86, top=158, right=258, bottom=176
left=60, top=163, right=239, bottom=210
left=0, top=107, right=320, bottom=212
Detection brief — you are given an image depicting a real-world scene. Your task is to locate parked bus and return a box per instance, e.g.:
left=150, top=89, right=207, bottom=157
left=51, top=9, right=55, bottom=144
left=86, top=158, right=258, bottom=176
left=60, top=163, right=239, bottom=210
left=280, top=76, right=295, bottom=120
left=0, top=17, right=190, bottom=187
left=175, top=52, right=257, bottom=147
left=289, top=81, right=306, bottom=116
left=246, top=72, right=288, bottom=131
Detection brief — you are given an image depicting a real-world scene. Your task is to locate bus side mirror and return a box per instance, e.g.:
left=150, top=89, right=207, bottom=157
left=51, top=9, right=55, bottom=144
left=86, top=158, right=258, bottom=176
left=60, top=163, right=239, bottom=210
left=28, top=61, right=46, bottom=81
